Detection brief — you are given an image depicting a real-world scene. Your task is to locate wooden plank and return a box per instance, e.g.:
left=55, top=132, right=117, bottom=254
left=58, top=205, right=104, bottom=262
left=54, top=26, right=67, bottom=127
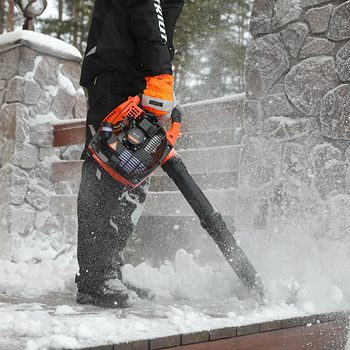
left=53, top=119, right=86, bottom=147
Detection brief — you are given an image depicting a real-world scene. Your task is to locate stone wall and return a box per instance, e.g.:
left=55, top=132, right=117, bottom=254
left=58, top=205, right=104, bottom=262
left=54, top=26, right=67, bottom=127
left=0, top=31, right=86, bottom=261
left=236, top=0, right=350, bottom=241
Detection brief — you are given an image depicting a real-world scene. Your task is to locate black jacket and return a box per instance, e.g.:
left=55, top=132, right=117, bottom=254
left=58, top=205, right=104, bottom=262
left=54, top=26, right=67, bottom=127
left=80, top=0, right=184, bottom=86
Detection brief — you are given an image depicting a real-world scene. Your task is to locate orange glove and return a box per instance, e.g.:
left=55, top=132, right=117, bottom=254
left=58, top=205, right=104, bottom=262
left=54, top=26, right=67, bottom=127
left=142, top=74, right=175, bottom=118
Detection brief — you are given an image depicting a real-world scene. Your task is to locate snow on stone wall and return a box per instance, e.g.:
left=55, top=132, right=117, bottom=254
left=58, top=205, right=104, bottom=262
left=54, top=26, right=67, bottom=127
left=0, top=31, right=87, bottom=260
left=236, top=0, right=350, bottom=282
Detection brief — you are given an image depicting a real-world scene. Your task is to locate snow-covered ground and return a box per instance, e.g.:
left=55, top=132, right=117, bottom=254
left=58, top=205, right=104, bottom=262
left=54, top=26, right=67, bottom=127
left=1, top=241, right=350, bottom=350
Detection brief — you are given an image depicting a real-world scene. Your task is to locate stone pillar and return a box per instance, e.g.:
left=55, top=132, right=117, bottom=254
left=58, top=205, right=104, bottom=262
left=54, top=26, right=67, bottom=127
left=236, top=1, right=350, bottom=239
left=0, top=31, right=87, bottom=260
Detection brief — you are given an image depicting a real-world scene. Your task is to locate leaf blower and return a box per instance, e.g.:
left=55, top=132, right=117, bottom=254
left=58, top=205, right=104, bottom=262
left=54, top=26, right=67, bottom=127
left=87, top=95, right=265, bottom=302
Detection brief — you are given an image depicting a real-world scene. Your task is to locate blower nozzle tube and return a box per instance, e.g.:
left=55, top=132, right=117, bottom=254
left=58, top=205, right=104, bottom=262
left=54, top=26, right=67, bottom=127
left=162, top=155, right=265, bottom=302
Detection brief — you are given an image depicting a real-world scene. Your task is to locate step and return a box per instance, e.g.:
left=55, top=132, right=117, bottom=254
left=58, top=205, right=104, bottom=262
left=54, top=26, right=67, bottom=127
left=149, top=171, right=239, bottom=191
left=176, top=127, right=244, bottom=150
left=51, top=145, right=242, bottom=187
left=51, top=159, right=83, bottom=182
left=180, top=95, right=245, bottom=133
left=50, top=187, right=237, bottom=218
left=142, top=188, right=237, bottom=217
left=52, top=119, right=86, bottom=147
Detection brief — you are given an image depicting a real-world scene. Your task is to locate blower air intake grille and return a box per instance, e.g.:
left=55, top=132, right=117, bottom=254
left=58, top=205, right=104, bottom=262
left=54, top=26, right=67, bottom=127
left=118, top=128, right=168, bottom=176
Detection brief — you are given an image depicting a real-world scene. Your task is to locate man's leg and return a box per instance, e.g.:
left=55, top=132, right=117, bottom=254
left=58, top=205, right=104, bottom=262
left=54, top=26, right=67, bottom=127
left=76, top=158, right=148, bottom=306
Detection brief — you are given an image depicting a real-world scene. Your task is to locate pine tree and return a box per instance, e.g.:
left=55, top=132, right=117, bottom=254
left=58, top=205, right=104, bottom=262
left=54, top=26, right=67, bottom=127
left=38, top=0, right=93, bottom=54
left=173, top=0, right=253, bottom=103
left=0, top=0, right=15, bottom=33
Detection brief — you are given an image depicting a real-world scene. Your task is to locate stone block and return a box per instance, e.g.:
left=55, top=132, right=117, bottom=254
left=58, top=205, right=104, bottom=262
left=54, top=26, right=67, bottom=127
left=74, top=90, right=88, bottom=119
left=336, top=42, right=350, bottom=82
left=35, top=160, right=55, bottom=189
left=0, top=140, right=14, bottom=167
left=39, top=147, right=60, bottom=161
left=26, top=184, right=50, bottom=211
left=310, top=142, right=346, bottom=198
left=0, top=88, right=5, bottom=106
left=305, top=4, right=333, bottom=34
left=328, top=1, right=350, bottom=41
left=272, top=0, right=303, bottom=31
left=51, top=88, right=76, bottom=119
left=34, top=55, right=59, bottom=89
left=235, top=190, right=270, bottom=232
left=281, top=23, right=309, bottom=59
left=60, top=61, right=81, bottom=90
left=0, top=204, right=10, bottom=258
left=283, top=142, right=312, bottom=185
left=261, top=93, right=295, bottom=118
left=301, top=0, right=330, bottom=7
left=0, top=163, right=29, bottom=206
left=9, top=142, right=38, bottom=170
left=262, top=116, right=314, bottom=141
left=35, top=90, right=53, bottom=115
left=245, top=34, right=290, bottom=98
left=306, top=130, right=326, bottom=154
left=29, top=120, right=54, bottom=148
left=8, top=203, right=35, bottom=235
left=243, top=99, right=265, bottom=136
left=0, top=103, right=30, bottom=141
left=249, top=0, right=273, bottom=36
left=0, top=46, right=36, bottom=80
left=299, top=38, right=335, bottom=59
left=0, top=139, right=4, bottom=165
left=61, top=145, right=83, bottom=161
left=324, top=195, right=350, bottom=239
left=5, top=76, right=41, bottom=105
left=238, top=136, right=283, bottom=190
left=320, top=84, right=350, bottom=140
left=285, top=56, right=340, bottom=116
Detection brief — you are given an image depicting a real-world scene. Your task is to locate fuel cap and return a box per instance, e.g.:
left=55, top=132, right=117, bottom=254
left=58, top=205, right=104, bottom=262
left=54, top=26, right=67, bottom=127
left=127, top=128, right=145, bottom=145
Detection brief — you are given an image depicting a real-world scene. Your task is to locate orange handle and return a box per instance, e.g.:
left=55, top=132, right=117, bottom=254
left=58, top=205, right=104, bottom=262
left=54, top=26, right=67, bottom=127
left=104, top=95, right=143, bottom=126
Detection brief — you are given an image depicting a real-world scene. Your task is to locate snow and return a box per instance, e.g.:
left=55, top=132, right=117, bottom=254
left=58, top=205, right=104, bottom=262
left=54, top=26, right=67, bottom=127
left=183, top=92, right=246, bottom=107
left=1, top=240, right=350, bottom=349
left=0, top=31, right=81, bottom=62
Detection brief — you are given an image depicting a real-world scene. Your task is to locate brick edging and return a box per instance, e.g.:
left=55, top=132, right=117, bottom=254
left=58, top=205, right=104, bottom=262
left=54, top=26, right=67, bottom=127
left=79, top=310, right=350, bottom=350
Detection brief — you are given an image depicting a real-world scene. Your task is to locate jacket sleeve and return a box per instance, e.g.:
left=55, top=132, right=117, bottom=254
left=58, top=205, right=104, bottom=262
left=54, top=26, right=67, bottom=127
left=161, top=0, right=185, bottom=60
left=125, top=0, right=183, bottom=77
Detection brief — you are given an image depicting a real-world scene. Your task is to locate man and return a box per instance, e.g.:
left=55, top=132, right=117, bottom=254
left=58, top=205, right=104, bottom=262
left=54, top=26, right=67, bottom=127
left=76, top=0, right=184, bottom=308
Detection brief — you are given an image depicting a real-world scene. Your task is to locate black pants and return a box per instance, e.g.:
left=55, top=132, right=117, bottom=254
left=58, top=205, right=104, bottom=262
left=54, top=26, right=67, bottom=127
left=76, top=71, right=147, bottom=293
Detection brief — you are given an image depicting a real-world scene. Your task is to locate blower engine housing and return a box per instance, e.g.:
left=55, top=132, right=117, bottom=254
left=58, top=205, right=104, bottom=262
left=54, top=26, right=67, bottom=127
left=88, top=113, right=173, bottom=187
